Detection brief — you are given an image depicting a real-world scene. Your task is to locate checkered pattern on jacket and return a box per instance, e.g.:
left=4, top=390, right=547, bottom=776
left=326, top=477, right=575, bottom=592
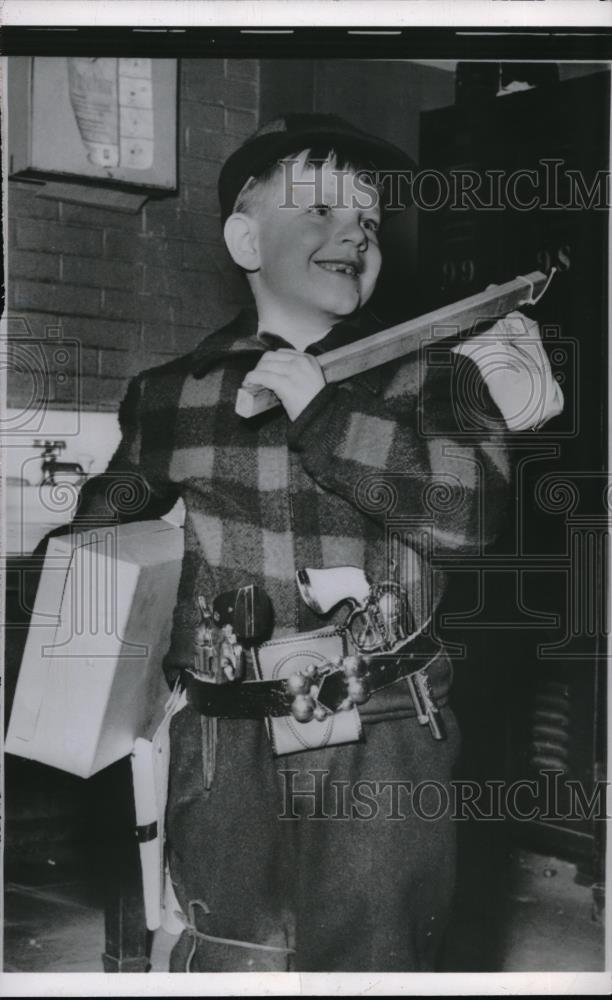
left=74, top=307, right=511, bottom=698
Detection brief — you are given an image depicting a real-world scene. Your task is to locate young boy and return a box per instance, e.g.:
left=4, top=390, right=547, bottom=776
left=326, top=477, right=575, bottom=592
left=73, top=114, right=511, bottom=972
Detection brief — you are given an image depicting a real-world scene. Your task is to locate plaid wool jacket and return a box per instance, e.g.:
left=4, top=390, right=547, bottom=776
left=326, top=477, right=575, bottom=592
left=74, top=307, right=511, bottom=719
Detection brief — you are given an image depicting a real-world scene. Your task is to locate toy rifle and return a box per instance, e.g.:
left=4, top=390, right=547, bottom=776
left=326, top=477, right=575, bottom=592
left=235, top=269, right=555, bottom=419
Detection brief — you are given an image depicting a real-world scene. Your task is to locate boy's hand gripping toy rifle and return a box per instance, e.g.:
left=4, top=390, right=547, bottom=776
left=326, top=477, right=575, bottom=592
left=235, top=269, right=556, bottom=419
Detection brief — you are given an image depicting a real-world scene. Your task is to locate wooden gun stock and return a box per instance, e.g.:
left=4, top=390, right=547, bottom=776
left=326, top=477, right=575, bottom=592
left=235, top=269, right=554, bottom=419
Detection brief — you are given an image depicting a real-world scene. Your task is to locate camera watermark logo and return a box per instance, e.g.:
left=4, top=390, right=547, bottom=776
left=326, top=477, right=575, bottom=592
left=2, top=316, right=82, bottom=440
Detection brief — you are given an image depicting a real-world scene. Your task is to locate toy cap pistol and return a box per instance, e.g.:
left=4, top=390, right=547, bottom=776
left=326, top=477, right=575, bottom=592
left=296, top=564, right=414, bottom=654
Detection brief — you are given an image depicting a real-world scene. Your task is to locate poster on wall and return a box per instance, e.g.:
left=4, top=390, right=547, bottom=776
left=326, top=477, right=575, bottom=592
left=9, top=56, right=177, bottom=190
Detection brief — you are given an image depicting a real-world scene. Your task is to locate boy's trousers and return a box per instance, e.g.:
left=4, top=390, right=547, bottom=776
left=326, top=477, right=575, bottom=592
left=166, top=703, right=461, bottom=972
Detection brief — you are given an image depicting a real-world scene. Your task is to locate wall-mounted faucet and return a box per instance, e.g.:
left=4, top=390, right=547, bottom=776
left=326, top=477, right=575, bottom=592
left=33, top=439, right=86, bottom=486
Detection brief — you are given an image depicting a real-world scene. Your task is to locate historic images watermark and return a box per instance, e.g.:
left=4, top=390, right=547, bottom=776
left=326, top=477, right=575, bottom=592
left=278, top=157, right=611, bottom=213
left=278, top=768, right=610, bottom=822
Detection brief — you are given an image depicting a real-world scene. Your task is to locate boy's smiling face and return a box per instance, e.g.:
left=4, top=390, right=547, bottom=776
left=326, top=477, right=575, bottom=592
left=242, top=152, right=382, bottom=337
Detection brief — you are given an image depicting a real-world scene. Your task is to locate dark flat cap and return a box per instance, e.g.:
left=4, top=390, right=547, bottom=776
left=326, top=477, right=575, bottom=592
left=218, top=112, right=417, bottom=222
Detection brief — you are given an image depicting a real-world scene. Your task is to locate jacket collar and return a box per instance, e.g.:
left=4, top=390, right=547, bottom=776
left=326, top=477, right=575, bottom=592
left=190, top=308, right=262, bottom=379
left=190, top=306, right=382, bottom=394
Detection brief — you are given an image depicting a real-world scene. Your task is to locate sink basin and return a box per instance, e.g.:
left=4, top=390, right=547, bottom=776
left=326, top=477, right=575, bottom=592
left=6, top=481, right=81, bottom=556
left=6, top=483, right=186, bottom=556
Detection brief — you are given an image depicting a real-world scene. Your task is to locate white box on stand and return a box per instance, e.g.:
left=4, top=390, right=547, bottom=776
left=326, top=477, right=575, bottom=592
left=6, top=520, right=184, bottom=778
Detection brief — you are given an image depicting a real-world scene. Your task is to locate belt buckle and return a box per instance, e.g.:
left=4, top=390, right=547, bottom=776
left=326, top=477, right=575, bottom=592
left=255, top=627, right=363, bottom=754
left=314, top=655, right=371, bottom=716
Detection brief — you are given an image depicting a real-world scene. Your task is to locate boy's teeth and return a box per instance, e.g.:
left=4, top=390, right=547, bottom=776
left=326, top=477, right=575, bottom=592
left=319, top=262, right=356, bottom=276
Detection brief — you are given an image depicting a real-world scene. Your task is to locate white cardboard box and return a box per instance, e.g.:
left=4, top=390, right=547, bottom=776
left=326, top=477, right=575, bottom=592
left=6, top=520, right=184, bottom=778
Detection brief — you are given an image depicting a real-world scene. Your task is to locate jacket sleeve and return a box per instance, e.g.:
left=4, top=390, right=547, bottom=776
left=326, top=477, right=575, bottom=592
left=72, top=372, right=180, bottom=528
left=287, top=353, right=511, bottom=558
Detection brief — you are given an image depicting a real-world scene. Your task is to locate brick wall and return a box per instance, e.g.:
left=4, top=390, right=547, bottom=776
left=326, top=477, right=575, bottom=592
left=7, top=58, right=259, bottom=412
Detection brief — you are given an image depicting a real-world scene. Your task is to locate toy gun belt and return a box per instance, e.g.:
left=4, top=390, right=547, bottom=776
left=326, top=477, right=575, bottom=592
left=182, top=631, right=446, bottom=721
